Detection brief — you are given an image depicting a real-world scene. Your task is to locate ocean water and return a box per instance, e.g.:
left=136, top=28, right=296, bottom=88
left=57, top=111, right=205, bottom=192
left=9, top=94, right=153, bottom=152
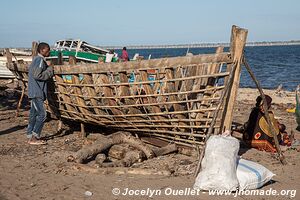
left=117, top=45, right=300, bottom=91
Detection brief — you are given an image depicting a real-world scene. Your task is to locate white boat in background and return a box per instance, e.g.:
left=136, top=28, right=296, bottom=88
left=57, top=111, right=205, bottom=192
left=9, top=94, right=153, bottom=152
left=9, top=48, right=32, bottom=56
left=0, top=55, right=32, bottom=79
left=49, top=39, right=118, bottom=63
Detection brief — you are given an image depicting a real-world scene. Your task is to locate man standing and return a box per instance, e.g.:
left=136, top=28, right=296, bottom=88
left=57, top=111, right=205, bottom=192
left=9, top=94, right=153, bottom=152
left=27, top=42, right=54, bottom=145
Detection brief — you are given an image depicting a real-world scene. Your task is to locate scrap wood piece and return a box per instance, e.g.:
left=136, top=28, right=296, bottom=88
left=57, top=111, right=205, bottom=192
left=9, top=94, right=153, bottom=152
left=152, top=144, right=178, bottom=157
left=71, top=164, right=172, bottom=176
left=95, top=154, right=107, bottom=164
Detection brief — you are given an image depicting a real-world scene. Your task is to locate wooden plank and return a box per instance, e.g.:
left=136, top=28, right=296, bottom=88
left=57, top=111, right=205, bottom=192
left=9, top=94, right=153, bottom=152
left=140, top=70, right=169, bottom=130
left=82, top=73, right=114, bottom=123
left=81, top=123, right=86, bottom=138
left=53, top=53, right=232, bottom=74
left=55, top=74, right=79, bottom=119
left=53, top=72, right=230, bottom=88
left=164, top=68, right=189, bottom=129
left=98, top=72, right=127, bottom=122
left=69, top=56, right=96, bottom=121
left=193, top=47, right=224, bottom=127
left=55, top=85, right=225, bottom=100
left=31, top=41, right=38, bottom=58
left=5, top=49, right=12, bottom=64
left=118, top=71, right=149, bottom=123
left=222, top=25, right=248, bottom=131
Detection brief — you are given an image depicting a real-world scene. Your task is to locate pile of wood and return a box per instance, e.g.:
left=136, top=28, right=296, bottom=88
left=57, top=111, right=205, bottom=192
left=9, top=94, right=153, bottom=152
left=67, top=131, right=178, bottom=174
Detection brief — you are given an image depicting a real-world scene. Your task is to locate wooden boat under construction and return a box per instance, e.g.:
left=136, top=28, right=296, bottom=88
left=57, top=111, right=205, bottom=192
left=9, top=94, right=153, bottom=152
left=6, top=25, right=248, bottom=148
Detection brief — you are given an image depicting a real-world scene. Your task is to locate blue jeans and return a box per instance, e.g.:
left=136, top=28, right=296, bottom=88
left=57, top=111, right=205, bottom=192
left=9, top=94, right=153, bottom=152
left=27, top=98, right=47, bottom=139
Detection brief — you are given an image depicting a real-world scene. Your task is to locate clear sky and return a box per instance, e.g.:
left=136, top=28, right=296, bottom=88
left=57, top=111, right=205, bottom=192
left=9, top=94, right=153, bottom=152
left=1, top=0, right=299, bottom=47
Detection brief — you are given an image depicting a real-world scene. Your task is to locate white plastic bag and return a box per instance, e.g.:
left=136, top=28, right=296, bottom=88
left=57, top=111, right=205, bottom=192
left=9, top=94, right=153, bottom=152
left=237, top=158, right=275, bottom=190
left=194, top=135, right=240, bottom=191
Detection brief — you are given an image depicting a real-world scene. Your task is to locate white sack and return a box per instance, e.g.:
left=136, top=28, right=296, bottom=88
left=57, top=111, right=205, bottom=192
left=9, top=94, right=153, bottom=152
left=194, top=135, right=240, bottom=191
left=237, top=158, right=275, bottom=190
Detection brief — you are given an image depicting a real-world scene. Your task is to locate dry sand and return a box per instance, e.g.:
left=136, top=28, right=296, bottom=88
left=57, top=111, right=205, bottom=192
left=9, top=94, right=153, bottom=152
left=0, top=81, right=299, bottom=200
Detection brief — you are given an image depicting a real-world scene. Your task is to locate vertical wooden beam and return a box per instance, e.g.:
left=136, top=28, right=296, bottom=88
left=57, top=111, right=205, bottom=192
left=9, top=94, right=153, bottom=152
left=83, top=73, right=110, bottom=118
left=118, top=71, right=148, bottom=123
left=57, top=120, right=63, bottom=133
left=222, top=25, right=248, bottom=131
left=57, top=51, right=63, bottom=65
left=98, top=72, right=125, bottom=121
left=5, top=48, right=12, bottom=64
left=81, top=123, right=86, bottom=138
left=140, top=70, right=168, bottom=130
left=69, top=56, right=90, bottom=138
left=5, top=48, right=25, bottom=117
left=32, top=41, right=38, bottom=58
left=164, top=68, right=188, bottom=130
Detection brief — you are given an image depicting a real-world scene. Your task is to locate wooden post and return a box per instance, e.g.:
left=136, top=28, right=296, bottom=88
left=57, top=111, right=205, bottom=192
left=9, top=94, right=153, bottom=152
left=69, top=56, right=87, bottom=138
left=5, top=48, right=12, bottom=64
left=222, top=25, right=248, bottom=131
left=5, top=48, right=25, bottom=117
left=57, top=51, right=63, bottom=65
left=57, top=120, right=63, bottom=133
left=243, top=57, right=287, bottom=165
left=32, top=41, right=38, bottom=58
left=80, top=123, right=86, bottom=138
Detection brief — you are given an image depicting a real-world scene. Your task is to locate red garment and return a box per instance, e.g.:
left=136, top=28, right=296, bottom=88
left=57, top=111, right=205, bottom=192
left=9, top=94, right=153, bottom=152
left=121, top=50, right=129, bottom=61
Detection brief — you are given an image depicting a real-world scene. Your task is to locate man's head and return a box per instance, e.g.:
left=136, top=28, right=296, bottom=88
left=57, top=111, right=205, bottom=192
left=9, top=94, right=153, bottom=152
left=37, top=42, right=50, bottom=57
left=123, top=47, right=127, bottom=51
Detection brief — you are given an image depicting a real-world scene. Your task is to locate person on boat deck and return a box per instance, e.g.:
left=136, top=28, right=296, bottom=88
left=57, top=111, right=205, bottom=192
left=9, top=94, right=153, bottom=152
left=243, top=95, right=289, bottom=152
left=120, top=47, right=129, bottom=62
left=105, top=49, right=115, bottom=63
left=27, top=42, right=54, bottom=145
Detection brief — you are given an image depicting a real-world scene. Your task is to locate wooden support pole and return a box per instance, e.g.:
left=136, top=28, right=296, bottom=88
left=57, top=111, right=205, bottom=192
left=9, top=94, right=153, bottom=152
left=222, top=25, right=248, bottom=131
left=16, top=82, right=26, bottom=117
left=57, top=120, right=63, bottom=133
left=81, top=123, right=86, bottom=138
left=57, top=51, right=63, bottom=65
left=32, top=41, right=38, bottom=58
left=242, top=57, right=287, bottom=165
left=5, top=48, right=12, bottom=64
left=5, top=48, right=25, bottom=117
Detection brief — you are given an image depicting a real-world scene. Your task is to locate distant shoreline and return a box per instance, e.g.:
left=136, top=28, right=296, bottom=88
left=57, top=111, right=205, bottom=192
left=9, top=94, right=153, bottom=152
left=104, top=41, right=300, bottom=49
left=1, top=40, right=300, bottom=50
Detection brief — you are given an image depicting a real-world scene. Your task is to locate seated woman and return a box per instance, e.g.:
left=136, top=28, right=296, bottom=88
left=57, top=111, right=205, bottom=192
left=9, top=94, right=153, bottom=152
left=243, top=95, right=285, bottom=153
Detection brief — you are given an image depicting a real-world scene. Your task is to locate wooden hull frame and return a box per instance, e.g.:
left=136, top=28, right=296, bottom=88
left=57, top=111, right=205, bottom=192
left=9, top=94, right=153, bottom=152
left=6, top=25, right=248, bottom=148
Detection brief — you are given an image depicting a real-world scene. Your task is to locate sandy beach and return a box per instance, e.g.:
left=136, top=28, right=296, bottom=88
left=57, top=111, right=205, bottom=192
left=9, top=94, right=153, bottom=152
left=0, top=80, right=299, bottom=200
